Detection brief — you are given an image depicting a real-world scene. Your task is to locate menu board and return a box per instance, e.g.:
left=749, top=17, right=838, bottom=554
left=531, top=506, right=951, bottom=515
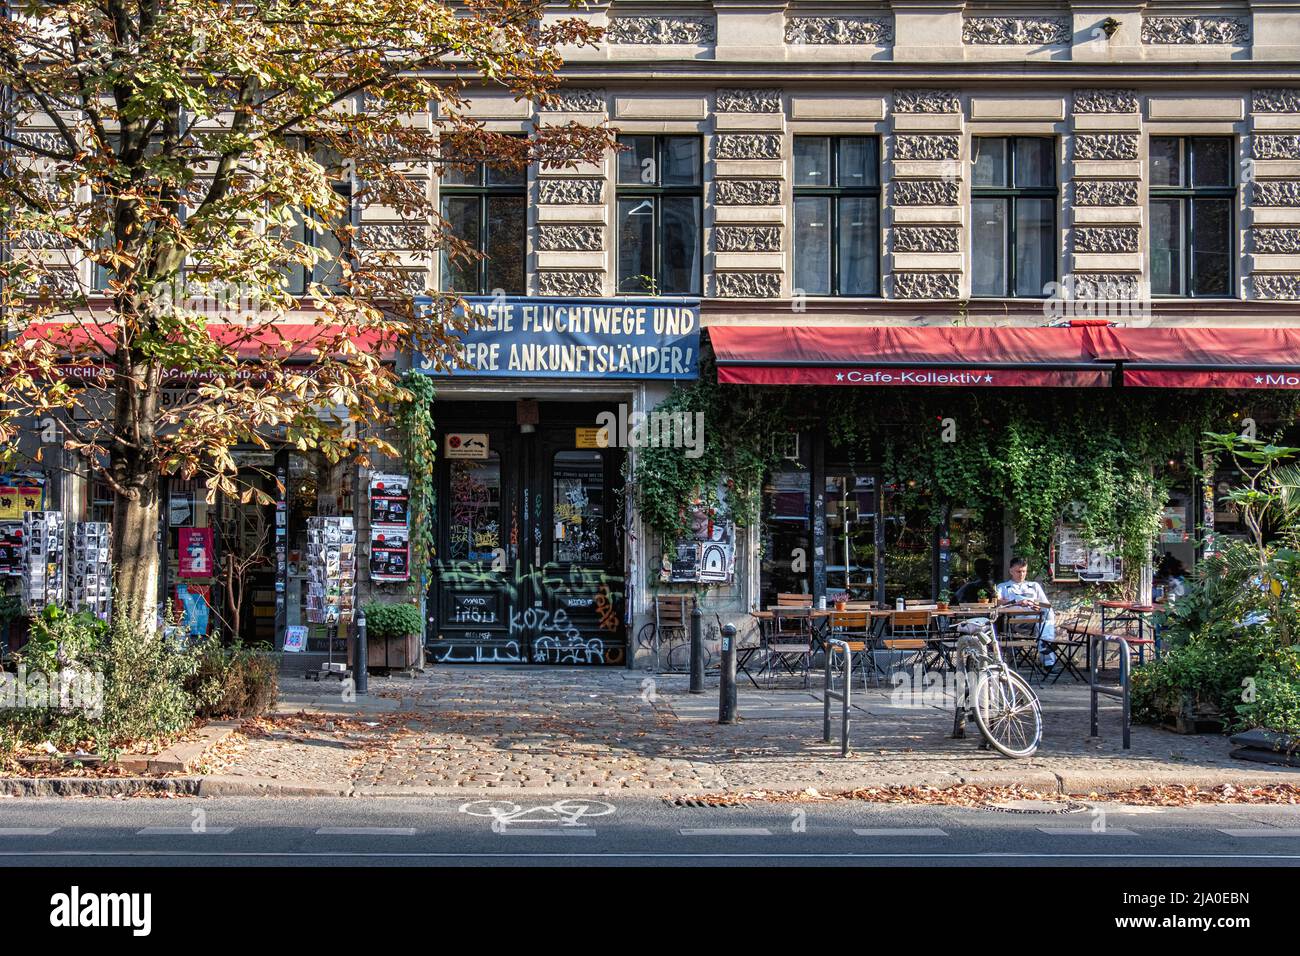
left=306, top=516, right=356, bottom=625
left=368, top=473, right=411, bottom=583
left=1051, top=525, right=1123, bottom=583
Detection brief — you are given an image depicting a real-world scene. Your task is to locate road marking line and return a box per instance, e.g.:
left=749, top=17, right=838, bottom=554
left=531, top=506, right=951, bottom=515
left=1036, top=828, right=1138, bottom=836
left=136, top=827, right=235, bottom=835
left=496, top=828, right=597, bottom=836
left=314, top=827, right=416, bottom=836
left=1218, top=828, right=1300, bottom=837
left=0, top=828, right=58, bottom=836
left=853, top=828, right=948, bottom=837
left=678, top=828, right=773, bottom=837
left=4, top=851, right=1300, bottom=860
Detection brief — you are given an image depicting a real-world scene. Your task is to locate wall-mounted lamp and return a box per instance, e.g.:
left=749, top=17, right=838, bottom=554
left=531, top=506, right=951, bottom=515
left=1101, top=17, right=1121, bottom=39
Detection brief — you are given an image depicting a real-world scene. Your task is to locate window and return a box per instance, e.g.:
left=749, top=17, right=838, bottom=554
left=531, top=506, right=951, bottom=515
left=283, top=140, right=355, bottom=297
left=793, top=137, right=880, bottom=296
left=1149, top=137, right=1235, bottom=297
left=971, top=137, right=1057, bottom=298
left=438, top=152, right=526, bottom=295
left=616, top=135, right=702, bottom=295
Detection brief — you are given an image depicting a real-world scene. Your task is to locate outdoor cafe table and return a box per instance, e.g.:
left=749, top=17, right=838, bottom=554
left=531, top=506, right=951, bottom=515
left=1098, top=600, right=1166, bottom=663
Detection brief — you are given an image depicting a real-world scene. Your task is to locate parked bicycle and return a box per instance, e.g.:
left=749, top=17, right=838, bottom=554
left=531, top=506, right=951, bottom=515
left=951, top=617, right=1042, bottom=758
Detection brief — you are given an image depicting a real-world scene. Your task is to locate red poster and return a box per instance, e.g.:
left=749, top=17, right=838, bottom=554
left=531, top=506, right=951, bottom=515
left=178, top=527, right=214, bottom=578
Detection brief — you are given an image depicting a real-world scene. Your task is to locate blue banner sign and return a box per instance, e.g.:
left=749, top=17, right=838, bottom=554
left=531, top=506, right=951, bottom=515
left=413, top=296, right=699, bottom=380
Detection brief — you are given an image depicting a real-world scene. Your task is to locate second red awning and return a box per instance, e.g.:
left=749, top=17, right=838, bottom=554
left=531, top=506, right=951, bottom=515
left=710, top=325, right=1112, bottom=388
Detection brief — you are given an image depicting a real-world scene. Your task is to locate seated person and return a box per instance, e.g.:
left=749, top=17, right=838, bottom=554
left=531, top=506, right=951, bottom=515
left=996, top=556, right=1057, bottom=668
left=953, top=558, right=995, bottom=605
left=1155, top=553, right=1188, bottom=600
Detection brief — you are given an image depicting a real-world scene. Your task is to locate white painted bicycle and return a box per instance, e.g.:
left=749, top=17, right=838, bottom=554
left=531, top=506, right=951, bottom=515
left=951, top=617, right=1042, bottom=758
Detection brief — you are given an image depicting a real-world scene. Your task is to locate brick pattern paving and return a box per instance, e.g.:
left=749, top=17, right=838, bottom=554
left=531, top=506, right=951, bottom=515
left=209, top=667, right=1296, bottom=795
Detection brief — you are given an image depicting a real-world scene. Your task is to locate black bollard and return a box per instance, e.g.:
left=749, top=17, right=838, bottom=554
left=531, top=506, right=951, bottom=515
left=355, top=611, right=368, bottom=696
left=689, top=605, right=704, bottom=693
left=718, top=623, right=737, bottom=724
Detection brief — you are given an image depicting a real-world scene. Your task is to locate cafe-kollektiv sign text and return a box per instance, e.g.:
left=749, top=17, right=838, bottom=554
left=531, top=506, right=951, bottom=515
left=414, top=296, right=699, bottom=380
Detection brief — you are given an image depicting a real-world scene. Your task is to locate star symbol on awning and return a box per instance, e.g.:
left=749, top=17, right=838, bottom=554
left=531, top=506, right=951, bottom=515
left=1256, top=375, right=1265, bottom=384
left=984, top=374, right=993, bottom=383
left=835, top=372, right=844, bottom=381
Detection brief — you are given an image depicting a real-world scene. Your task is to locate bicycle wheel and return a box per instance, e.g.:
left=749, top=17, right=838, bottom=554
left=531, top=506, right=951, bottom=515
left=635, top=622, right=658, bottom=650
left=973, top=668, right=1042, bottom=758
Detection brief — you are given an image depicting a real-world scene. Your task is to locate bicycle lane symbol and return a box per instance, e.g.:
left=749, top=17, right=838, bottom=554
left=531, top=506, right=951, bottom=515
left=459, top=799, right=617, bottom=834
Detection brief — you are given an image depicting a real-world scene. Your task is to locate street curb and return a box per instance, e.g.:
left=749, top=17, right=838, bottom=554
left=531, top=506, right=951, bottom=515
left=115, top=720, right=244, bottom=774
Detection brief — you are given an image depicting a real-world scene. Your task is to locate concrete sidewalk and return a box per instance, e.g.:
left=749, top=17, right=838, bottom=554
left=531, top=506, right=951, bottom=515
left=186, top=665, right=1299, bottom=798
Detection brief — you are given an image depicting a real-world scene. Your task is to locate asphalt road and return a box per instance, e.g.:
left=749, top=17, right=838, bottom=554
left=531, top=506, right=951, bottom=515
left=0, top=796, right=1299, bottom=866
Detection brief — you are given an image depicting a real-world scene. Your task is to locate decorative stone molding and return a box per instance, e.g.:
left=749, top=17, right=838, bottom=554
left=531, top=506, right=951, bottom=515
left=1253, top=135, right=1300, bottom=161
left=1073, top=89, right=1139, bottom=115
left=28, top=270, right=80, bottom=298
left=717, top=89, right=782, bottom=114
left=1253, top=229, right=1300, bottom=256
left=1074, top=181, right=1140, bottom=207
left=893, top=226, right=960, bottom=254
left=538, top=271, right=604, bottom=297
left=1253, top=89, right=1300, bottom=114
left=539, top=179, right=603, bottom=205
left=606, top=16, right=715, bottom=45
left=1253, top=181, right=1300, bottom=207
left=12, top=230, right=68, bottom=250
left=715, top=226, right=781, bottom=254
left=894, top=135, right=960, bottom=161
left=715, top=179, right=782, bottom=206
left=1075, top=227, right=1141, bottom=255
left=963, top=17, right=1071, bottom=45
left=356, top=223, right=430, bottom=250
left=893, top=90, right=960, bottom=114
left=540, top=89, right=606, bottom=113
left=1071, top=273, right=1141, bottom=300
left=894, top=272, right=960, bottom=299
left=1075, top=134, right=1139, bottom=162
left=395, top=271, right=431, bottom=297
left=1142, top=17, right=1250, bottom=45
left=714, top=271, right=781, bottom=298
left=1254, top=275, right=1300, bottom=300
left=717, top=133, right=782, bottom=161
left=537, top=225, right=603, bottom=253
left=12, top=130, right=66, bottom=154
left=892, top=180, right=960, bottom=207
left=784, top=16, right=893, bottom=45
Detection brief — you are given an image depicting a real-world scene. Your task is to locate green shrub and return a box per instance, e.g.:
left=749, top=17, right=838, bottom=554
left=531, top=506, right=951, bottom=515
left=1131, top=631, right=1271, bottom=727
left=1237, top=646, right=1300, bottom=734
left=362, top=601, right=423, bottom=640
left=186, top=636, right=280, bottom=719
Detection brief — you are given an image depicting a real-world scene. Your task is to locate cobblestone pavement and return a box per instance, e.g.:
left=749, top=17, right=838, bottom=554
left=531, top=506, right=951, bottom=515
left=209, top=666, right=1300, bottom=795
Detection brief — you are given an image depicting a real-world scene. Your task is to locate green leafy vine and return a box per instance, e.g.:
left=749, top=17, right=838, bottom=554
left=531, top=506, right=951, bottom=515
left=396, top=372, right=437, bottom=594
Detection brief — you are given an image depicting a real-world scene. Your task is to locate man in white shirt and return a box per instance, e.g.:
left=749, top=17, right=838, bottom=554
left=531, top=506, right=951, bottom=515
left=996, top=556, right=1057, bottom=668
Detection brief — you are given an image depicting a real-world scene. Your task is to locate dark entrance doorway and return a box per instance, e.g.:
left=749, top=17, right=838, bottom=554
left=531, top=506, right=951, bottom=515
left=428, top=401, right=626, bottom=665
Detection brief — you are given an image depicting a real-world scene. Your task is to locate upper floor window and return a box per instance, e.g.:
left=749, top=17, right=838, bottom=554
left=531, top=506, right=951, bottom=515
left=282, top=139, right=355, bottom=297
left=793, top=136, right=881, bottom=296
left=616, top=135, right=701, bottom=295
left=1149, top=137, right=1235, bottom=297
left=971, top=137, right=1057, bottom=298
left=438, top=151, right=526, bottom=295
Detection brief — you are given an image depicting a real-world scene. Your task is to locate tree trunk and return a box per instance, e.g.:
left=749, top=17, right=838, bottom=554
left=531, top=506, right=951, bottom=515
left=112, top=468, right=161, bottom=633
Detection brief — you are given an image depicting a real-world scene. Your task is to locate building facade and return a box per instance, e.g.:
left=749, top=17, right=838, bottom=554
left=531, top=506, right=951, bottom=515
left=13, top=1, right=1300, bottom=667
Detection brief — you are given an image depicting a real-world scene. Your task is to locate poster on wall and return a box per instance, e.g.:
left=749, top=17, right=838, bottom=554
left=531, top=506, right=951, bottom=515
left=369, top=474, right=410, bottom=525
left=660, top=497, right=736, bottom=586
left=177, top=527, right=214, bottom=578
left=0, top=523, right=23, bottom=576
left=0, top=476, right=44, bottom=520
left=368, top=472, right=411, bottom=583
left=1051, top=525, right=1123, bottom=583
left=174, top=583, right=210, bottom=636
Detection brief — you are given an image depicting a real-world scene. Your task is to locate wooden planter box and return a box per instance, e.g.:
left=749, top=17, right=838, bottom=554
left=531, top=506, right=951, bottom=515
left=367, top=633, right=420, bottom=671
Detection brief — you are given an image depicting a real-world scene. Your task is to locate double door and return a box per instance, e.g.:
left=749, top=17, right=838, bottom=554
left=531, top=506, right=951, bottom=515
left=429, top=408, right=625, bottom=665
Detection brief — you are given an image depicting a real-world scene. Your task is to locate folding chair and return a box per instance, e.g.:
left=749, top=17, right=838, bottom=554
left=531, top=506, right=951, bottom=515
left=1000, top=610, right=1047, bottom=680
left=826, top=610, right=872, bottom=690
left=763, top=606, right=813, bottom=688
left=652, top=594, right=691, bottom=672
left=1042, top=605, right=1092, bottom=684
left=876, top=610, right=931, bottom=685
left=776, top=592, right=814, bottom=608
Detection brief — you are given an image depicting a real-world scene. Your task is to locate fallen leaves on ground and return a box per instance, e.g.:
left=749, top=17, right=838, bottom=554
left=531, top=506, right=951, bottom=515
left=236, top=710, right=426, bottom=767
left=680, top=782, right=1300, bottom=807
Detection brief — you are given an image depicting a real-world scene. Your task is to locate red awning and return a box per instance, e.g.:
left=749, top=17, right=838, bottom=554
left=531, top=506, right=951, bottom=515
left=710, top=325, right=1112, bottom=388
left=1083, top=327, right=1300, bottom=389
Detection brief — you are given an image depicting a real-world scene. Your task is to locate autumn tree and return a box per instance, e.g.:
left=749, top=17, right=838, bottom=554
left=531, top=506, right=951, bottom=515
left=0, top=0, right=612, bottom=627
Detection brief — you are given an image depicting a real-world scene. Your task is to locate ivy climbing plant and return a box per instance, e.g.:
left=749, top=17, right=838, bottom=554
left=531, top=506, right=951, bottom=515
left=396, top=372, right=437, bottom=595
left=634, top=357, right=1300, bottom=582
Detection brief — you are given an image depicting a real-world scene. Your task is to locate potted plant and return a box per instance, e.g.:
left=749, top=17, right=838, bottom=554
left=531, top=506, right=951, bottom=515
left=937, top=588, right=951, bottom=612
left=361, top=601, right=424, bottom=671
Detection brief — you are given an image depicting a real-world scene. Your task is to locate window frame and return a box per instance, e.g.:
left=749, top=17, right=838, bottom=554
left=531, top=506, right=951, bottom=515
left=1148, top=136, right=1237, bottom=299
left=614, top=134, right=703, bottom=296
left=281, top=137, right=358, bottom=298
left=792, top=135, right=882, bottom=298
left=969, top=136, right=1059, bottom=299
left=437, top=149, right=528, bottom=296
